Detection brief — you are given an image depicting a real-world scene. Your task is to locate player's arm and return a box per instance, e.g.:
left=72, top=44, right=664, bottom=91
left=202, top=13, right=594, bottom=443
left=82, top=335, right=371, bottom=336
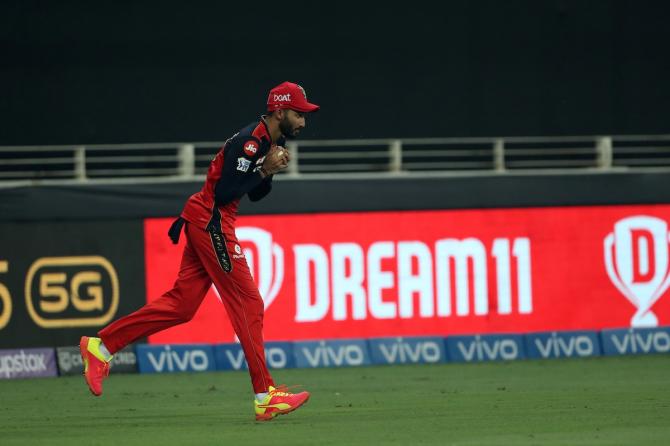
left=214, top=140, right=287, bottom=206
left=248, top=138, right=291, bottom=202
left=248, top=175, right=273, bottom=202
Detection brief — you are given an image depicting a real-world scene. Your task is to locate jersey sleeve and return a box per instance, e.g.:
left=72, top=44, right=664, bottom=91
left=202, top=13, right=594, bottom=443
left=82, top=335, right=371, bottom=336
left=214, top=137, right=265, bottom=206
left=247, top=135, right=285, bottom=202
left=248, top=175, right=273, bottom=202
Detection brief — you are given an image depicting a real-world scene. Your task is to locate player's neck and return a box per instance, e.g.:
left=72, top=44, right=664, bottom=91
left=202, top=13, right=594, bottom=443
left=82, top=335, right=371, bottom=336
left=261, top=115, right=283, bottom=144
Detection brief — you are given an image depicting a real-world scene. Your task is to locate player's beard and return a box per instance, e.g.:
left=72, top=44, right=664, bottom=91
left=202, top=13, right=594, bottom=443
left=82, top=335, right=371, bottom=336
left=279, top=115, right=300, bottom=139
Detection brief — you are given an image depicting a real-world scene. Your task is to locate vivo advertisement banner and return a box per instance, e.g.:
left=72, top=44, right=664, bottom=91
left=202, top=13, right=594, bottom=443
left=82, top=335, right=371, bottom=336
left=293, top=340, right=371, bottom=368
left=524, top=331, right=601, bottom=359
left=0, top=348, right=58, bottom=379
left=136, top=344, right=216, bottom=374
left=133, top=328, right=667, bottom=375
left=214, top=342, right=294, bottom=371
left=368, top=336, right=446, bottom=365
left=143, top=205, right=670, bottom=343
left=600, top=327, right=670, bottom=356
left=446, top=334, right=525, bottom=362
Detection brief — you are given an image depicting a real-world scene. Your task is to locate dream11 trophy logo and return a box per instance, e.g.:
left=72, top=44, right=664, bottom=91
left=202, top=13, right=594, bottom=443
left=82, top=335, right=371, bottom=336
left=604, top=216, right=670, bottom=327
left=211, top=227, right=284, bottom=310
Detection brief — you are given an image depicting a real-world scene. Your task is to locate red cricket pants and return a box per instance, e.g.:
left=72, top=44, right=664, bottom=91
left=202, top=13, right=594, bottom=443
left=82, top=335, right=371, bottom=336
left=99, top=222, right=274, bottom=393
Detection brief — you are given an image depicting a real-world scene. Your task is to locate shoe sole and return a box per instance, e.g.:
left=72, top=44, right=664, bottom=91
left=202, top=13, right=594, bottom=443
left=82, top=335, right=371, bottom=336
left=255, top=393, right=310, bottom=422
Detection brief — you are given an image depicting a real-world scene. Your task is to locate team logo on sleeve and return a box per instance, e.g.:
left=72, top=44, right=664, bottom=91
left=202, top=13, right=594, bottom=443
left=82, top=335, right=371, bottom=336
left=243, top=140, right=259, bottom=157
left=237, top=158, right=251, bottom=172
left=233, top=244, right=244, bottom=260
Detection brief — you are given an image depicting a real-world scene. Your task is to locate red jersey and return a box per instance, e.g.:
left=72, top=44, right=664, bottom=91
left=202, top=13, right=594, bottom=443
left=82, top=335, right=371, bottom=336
left=181, top=119, right=280, bottom=231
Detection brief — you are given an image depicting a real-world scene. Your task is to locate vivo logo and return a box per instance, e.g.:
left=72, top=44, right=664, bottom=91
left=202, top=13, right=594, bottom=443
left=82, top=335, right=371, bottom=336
left=299, top=341, right=366, bottom=367
left=454, top=336, right=521, bottom=361
left=223, top=349, right=247, bottom=370
left=373, top=338, right=444, bottom=364
left=218, top=348, right=289, bottom=370
left=266, top=347, right=289, bottom=368
left=146, top=346, right=210, bottom=372
left=533, top=333, right=595, bottom=358
left=608, top=329, right=670, bottom=354
left=215, top=344, right=292, bottom=370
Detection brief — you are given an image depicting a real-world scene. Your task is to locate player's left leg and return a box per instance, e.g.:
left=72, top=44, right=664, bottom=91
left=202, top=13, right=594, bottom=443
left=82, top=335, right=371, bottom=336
left=80, top=227, right=212, bottom=396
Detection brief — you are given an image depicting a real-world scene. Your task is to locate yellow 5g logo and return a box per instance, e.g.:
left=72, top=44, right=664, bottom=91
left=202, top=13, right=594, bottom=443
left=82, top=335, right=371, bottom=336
left=0, top=261, right=11, bottom=330
left=25, top=256, right=119, bottom=328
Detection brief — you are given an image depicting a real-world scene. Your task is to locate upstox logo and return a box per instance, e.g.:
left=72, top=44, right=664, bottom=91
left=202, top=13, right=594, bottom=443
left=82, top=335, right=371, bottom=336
left=24, top=256, right=119, bottom=328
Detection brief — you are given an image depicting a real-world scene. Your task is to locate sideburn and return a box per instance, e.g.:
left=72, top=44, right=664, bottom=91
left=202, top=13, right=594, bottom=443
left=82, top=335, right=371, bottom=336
left=279, top=114, right=294, bottom=137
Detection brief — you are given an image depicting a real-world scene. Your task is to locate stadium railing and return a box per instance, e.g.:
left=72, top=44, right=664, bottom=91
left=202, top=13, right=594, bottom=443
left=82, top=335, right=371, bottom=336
left=1, top=134, right=670, bottom=185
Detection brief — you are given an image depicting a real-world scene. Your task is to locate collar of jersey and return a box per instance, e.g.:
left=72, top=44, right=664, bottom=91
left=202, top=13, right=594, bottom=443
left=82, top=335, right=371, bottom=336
left=254, top=117, right=273, bottom=144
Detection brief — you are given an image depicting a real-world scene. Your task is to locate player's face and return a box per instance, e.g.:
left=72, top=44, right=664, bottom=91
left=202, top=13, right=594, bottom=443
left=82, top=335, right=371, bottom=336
left=279, top=109, right=306, bottom=138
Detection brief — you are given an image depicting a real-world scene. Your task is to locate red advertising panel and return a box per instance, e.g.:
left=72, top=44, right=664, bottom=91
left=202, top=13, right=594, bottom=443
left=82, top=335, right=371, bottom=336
left=144, top=205, right=670, bottom=344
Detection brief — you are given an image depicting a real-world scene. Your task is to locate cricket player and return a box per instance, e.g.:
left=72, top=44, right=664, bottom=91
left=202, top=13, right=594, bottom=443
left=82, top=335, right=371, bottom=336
left=79, top=81, right=319, bottom=421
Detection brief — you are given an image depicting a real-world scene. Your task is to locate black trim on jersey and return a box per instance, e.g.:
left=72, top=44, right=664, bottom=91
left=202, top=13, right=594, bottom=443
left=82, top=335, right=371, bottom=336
left=168, top=216, right=185, bottom=244
left=206, top=207, right=232, bottom=273
left=205, top=205, right=221, bottom=232
left=209, top=230, right=232, bottom=273
left=259, top=118, right=272, bottom=142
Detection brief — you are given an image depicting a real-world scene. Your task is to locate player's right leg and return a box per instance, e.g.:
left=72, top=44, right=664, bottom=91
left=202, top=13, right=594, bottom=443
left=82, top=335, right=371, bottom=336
left=186, top=222, right=311, bottom=420
left=254, top=385, right=311, bottom=421
left=80, top=227, right=212, bottom=396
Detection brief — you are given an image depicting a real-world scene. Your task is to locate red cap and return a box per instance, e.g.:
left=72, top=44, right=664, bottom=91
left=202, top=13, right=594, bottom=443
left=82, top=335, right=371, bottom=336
left=267, top=81, right=320, bottom=113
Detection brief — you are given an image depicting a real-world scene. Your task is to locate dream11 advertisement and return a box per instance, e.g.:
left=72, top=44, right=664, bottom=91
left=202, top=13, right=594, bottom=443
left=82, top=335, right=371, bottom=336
left=143, top=205, right=670, bottom=344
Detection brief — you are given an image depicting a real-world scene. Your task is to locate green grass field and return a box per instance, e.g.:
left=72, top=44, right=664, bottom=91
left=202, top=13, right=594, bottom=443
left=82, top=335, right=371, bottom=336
left=1, top=355, right=669, bottom=445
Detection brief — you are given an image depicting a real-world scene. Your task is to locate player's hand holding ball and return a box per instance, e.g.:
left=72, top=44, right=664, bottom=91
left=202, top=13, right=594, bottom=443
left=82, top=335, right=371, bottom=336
left=261, top=145, right=290, bottom=177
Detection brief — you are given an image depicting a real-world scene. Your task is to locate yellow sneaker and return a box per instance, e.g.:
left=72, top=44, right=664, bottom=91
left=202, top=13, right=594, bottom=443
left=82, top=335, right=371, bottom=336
left=254, top=385, right=310, bottom=421
left=79, top=336, right=112, bottom=396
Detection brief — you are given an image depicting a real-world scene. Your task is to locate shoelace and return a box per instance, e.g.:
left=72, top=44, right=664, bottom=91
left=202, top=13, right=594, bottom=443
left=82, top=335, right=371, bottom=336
left=269, top=384, right=302, bottom=397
